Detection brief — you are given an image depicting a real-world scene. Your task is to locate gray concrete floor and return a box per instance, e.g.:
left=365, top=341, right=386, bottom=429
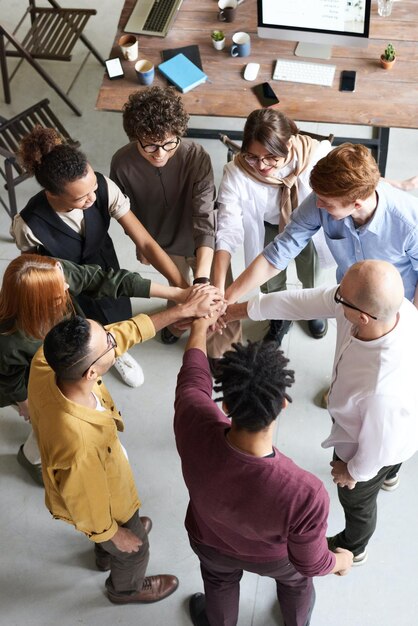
left=1, top=1, right=418, bottom=625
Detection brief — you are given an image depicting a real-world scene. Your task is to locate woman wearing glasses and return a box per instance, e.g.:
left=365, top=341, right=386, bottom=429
left=213, top=108, right=332, bottom=345
left=109, top=87, right=239, bottom=357
left=0, top=254, right=198, bottom=485
left=10, top=126, right=186, bottom=388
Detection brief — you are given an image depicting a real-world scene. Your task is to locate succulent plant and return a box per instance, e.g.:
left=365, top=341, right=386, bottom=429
left=211, top=30, right=225, bottom=42
left=383, top=43, right=396, bottom=62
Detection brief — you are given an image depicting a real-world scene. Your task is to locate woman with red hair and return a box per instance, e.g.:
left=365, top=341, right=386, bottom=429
left=0, top=254, right=193, bottom=485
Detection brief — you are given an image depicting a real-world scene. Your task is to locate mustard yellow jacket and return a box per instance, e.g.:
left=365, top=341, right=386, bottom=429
left=29, top=314, right=155, bottom=543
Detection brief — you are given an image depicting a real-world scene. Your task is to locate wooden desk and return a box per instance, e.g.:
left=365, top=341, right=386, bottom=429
left=96, top=0, right=418, bottom=172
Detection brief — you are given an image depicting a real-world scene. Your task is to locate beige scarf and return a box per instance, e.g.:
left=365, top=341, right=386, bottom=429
left=234, top=134, right=319, bottom=232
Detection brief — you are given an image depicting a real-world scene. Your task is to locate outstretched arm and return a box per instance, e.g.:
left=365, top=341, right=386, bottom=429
left=117, top=211, right=188, bottom=288
left=225, top=254, right=280, bottom=304
left=195, top=245, right=214, bottom=281
left=212, top=250, right=232, bottom=293
left=149, top=286, right=223, bottom=334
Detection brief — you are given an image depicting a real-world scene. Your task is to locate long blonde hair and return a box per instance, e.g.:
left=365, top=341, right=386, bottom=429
left=0, top=255, right=74, bottom=339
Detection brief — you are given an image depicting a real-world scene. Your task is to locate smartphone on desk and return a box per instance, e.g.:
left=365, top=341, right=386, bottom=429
left=105, top=58, right=125, bottom=80
left=340, top=70, right=356, bottom=92
left=252, top=82, right=280, bottom=107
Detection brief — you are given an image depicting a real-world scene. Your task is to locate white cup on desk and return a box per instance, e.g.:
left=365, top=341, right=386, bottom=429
left=118, top=34, right=138, bottom=61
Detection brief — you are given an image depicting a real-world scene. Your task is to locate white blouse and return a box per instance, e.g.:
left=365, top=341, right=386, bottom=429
left=216, top=139, right=333, bottom=268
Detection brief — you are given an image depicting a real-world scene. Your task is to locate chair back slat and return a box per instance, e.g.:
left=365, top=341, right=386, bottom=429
left=0, top=99, right=79, bottom=217
left=21, top=9, right=93, bottom=60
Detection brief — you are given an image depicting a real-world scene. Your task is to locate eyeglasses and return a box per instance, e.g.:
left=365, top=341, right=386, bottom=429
left=81, top=331, right=117, bottom=377
left=244, top=153, right=282, bottom=168
left=334, top=286, right=378, bottom=320
left=138, top=137, right=180, bottom=154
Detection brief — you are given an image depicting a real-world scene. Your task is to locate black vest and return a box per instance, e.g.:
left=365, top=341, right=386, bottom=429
left=20, top=173, right=131, bottom=324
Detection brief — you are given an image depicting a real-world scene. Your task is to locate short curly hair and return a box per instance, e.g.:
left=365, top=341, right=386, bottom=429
left=122, top=86, right=189, bottom=142
left=18, top=126, right=87, bottom=195
left=214, top=340, right=295, bottom=432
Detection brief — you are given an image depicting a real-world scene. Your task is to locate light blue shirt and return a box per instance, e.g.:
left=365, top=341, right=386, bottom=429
left=263, top=181, right=418, bottom=301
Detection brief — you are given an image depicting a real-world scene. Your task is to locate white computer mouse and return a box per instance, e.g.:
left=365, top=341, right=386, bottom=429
left=243, top=62, right=260, bottom=81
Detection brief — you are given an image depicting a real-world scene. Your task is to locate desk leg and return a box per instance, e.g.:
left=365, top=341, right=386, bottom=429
left=375, top=127, right=390, bottom=177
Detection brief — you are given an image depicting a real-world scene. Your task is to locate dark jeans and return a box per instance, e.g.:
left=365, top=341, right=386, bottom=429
left=190, top=538, right=315, bottom=626
left=334, top=454, right=402, bottom=556
left=95, top=512, right=149, bottom=596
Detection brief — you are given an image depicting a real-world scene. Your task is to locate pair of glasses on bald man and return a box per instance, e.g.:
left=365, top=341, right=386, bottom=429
left=334, top=286, right=378, bottom=320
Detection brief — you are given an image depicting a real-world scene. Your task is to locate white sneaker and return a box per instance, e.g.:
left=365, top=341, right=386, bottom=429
left=113, top=353, right=144, bottom=388
left=352, top=550, right=368, bottom=566
left=381, top=474, right=400, bottom=491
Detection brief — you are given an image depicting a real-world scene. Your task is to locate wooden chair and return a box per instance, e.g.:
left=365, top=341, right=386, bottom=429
left=0, top=0, right=105, bottom=116
left=0, top=98, right=79, bottom=218
left=220, top=130, right=334, bottom=162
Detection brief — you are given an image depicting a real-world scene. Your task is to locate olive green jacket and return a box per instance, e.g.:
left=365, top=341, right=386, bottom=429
left=0, top=259, right=151, bottom=406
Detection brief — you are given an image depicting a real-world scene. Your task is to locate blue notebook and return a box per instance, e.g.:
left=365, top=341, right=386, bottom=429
left=158, top=53, right=207, bottom=94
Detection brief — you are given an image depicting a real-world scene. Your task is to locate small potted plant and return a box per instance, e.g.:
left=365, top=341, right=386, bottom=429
left=211, top=30, right=225, bottom=51
left=380, top=43, right=396, bottom=70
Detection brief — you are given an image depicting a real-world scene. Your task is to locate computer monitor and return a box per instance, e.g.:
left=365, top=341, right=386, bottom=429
left=257, top=0, right=371, bottom=60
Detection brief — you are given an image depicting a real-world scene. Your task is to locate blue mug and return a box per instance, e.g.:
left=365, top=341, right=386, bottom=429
left=230, top=32, right=251, bottom=57
left=135, top=59, right=154, bottom=85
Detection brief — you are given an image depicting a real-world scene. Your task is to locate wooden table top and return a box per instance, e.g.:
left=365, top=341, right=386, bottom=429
left=96, top=0, right=418, bottom=129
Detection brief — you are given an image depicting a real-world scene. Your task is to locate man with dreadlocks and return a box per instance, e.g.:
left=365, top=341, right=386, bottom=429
left=174, top=313, right=353, bottom=626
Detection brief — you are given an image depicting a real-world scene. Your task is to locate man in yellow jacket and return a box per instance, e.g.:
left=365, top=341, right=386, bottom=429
left=28, top=287, right=219, bottom=605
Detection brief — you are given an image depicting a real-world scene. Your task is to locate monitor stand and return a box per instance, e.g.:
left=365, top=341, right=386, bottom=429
left=295, top=42, right=332, bottom=60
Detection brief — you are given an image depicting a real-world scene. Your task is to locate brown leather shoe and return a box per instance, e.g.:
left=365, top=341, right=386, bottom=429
left=107, top=574, right=179, bottom=604
left=95, top=516, right=152, bottom=572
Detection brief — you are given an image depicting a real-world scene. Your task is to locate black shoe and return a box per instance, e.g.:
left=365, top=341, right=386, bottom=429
left=160, top=327, right=180, bottom=345
left=189, top=593, right=210, bottom=626
left=263, top=319, right=292, bottom=346
left=308, top=318, right=328, bottom=339
left=17, top=444, right=44, bottom=486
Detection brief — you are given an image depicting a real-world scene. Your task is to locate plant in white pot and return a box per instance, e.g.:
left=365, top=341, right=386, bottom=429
left=211, top=30, right=225, bottom=51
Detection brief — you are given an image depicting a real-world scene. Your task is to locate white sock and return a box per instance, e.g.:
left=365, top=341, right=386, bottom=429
left=23, top=429, right=41, bottom=465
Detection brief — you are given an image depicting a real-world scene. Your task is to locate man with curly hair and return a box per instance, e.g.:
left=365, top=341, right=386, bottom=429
left=110, top=87, right=241, bottom=354
left=174, top=313, right=353, bottom=626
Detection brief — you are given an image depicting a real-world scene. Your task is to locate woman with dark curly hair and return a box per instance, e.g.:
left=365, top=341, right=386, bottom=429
left=110, top=86, right=240, bottom=357
left=11, top=126, right=187, bottom=389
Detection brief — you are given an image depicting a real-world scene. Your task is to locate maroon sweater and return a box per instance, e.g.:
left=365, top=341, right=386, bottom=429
left=174, top=349, right=336, bottom=577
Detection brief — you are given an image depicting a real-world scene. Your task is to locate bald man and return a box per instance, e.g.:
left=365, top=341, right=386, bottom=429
left=225, top=260, right=418, bottom=564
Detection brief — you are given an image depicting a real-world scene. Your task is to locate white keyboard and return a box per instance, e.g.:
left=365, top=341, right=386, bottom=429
left=273, top=59, right=336, bottom=87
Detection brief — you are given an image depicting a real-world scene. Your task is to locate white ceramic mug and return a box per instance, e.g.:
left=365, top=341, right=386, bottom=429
left=118, top=34, right=138, bottom=61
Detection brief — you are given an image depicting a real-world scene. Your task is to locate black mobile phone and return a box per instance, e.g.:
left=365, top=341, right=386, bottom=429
left=105, top=57, right=125, bottom=80
left=252, top=82, right=280, bottom=107
left=340, top=70, right=356, bottom=92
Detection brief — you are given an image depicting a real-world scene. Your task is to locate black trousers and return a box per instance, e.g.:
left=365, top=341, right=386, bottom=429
left=334, top=455, right=402, bottom=556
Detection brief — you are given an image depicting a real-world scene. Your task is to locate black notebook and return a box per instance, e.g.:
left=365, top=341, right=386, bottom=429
left=161, top=44, right=203, bottom=71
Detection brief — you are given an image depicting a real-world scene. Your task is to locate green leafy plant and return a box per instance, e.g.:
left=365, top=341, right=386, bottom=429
left=383, top=43, right=396, bottom=62
left=211, top=30, right=225, bottom=42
